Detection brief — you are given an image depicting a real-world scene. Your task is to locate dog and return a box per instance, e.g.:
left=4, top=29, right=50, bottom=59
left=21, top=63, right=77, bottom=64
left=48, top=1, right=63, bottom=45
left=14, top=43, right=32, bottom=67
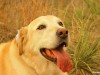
left=0, top=15, right=73, bottom=75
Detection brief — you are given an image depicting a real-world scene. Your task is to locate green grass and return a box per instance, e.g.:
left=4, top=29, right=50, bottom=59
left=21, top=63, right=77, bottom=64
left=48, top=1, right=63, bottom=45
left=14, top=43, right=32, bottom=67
left=69, top=24, right=100, bottom=75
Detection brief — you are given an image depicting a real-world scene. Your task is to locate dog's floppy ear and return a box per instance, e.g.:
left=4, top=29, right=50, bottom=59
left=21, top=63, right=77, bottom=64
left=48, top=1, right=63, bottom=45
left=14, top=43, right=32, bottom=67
left=17, top=27, right=28, bottom=55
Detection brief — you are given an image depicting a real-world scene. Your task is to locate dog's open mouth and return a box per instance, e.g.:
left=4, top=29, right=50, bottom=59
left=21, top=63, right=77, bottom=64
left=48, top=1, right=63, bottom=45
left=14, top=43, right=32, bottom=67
left=40, top=42, right=73, bottom=72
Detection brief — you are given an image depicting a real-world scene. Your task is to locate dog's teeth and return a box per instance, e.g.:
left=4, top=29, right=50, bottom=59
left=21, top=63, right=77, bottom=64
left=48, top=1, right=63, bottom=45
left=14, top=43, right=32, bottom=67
left=63, top=46, right=67, bottom=51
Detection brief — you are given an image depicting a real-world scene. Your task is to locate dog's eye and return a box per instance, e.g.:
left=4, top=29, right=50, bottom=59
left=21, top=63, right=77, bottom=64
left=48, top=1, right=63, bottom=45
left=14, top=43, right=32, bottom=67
left=58, top=22, right=63, bottom=26
left=37, top=25, right=46, bottom=30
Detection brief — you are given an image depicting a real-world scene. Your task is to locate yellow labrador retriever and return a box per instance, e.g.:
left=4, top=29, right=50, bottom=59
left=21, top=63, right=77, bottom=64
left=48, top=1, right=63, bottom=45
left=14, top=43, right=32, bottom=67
left=0, top=15, right=73, bottom=75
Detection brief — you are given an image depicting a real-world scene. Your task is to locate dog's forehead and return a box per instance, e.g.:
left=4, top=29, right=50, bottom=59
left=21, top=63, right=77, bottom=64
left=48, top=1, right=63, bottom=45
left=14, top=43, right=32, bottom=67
left=28, top=15, right=62, bottom=29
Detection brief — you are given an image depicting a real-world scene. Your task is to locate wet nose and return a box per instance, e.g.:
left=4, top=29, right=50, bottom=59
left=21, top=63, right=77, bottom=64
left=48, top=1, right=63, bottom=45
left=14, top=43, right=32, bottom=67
left=56, top=28, right=68, bottom=39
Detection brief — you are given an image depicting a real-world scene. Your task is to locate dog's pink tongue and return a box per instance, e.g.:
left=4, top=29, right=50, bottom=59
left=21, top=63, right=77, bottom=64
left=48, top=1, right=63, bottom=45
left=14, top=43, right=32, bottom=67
left=52, top=50, right=73, bottom=72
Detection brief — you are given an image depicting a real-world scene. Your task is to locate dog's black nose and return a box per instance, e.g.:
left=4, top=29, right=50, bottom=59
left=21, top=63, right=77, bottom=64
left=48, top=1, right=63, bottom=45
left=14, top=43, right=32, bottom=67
left=56, top=28, right=68, bottom=39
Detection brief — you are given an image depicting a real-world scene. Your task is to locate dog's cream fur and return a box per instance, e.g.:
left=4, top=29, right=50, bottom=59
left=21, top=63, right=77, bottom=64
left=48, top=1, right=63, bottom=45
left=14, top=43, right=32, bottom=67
left=0, top=15, right=68, bottom=75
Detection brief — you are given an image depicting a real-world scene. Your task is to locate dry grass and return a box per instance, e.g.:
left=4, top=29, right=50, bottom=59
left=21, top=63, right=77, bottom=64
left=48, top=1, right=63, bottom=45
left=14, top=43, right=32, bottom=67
left=0, top=0, right=100, bottom=75
left=0, top=0, right=49, bottom=42
left=0, top=0, right=70, bottom=42
left=0, top=0, right=99, bottom=43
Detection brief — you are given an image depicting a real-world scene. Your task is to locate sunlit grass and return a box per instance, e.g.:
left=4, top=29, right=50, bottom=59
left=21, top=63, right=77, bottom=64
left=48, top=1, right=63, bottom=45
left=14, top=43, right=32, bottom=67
left=0, top=0, right=100, bottom=75
left=69, top=24, right=100, bottom=75
left=51, top=0, right=100, bottom=75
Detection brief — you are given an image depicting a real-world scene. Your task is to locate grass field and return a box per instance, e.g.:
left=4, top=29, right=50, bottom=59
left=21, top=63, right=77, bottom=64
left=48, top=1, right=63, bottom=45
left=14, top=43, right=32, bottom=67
left=0, top=0, right=100, bottom=75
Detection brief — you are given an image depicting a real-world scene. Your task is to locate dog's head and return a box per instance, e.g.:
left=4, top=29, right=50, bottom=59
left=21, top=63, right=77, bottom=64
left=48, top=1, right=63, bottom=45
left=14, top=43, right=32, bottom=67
left=17, top=15, right=73, bottom=72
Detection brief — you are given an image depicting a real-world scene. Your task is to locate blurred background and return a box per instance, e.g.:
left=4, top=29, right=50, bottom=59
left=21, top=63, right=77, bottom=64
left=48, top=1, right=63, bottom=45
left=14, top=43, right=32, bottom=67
left=0, top=0, right=100, bottom=75
left=0, top=0, right=99, bottom=42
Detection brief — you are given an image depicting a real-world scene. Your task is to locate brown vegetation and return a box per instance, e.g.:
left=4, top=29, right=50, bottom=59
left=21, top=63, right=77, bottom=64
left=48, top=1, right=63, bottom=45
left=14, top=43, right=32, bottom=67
left=0, top=0, right=47, bottom=42
left=0, top=0, right=100, bottom=75
left=0, top=0, right=99, bottom=43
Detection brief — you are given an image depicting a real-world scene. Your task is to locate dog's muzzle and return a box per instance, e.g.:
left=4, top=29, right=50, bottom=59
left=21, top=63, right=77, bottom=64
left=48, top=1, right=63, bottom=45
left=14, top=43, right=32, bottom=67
left=40, top=28, right=73, bottom=72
